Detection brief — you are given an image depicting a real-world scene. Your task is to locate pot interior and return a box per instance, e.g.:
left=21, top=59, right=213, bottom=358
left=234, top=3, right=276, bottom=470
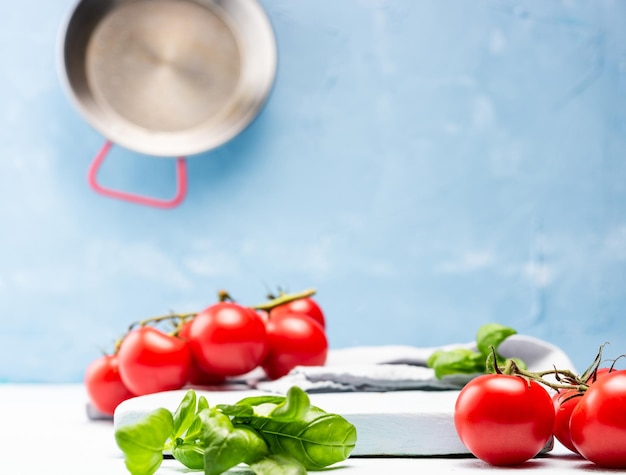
left=62, top=0, right=276, bottom=157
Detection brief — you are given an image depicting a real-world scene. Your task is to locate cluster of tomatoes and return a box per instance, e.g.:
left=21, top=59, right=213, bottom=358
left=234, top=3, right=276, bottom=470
left=85, top=289, right=328, bottom=416
left=551, top=366, right=626, bottom=467
left=454, top=355, right=626, bottom=468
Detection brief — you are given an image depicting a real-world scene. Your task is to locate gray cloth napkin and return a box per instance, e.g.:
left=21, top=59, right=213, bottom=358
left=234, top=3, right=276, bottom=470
left=255, top=334, right=575, bottom=394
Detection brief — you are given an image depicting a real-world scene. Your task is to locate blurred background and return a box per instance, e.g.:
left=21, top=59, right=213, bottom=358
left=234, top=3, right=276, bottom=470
left=1, top=0, right=624, bottom=382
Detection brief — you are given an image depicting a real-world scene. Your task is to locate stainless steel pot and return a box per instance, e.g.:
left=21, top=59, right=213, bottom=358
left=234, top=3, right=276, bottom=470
left=59, top=0, right=277, bottom=207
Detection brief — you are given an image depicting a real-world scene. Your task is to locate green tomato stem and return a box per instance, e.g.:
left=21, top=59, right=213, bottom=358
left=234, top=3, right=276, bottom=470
left=509, top=365, right=589, bottom=392
left=217, top=290, right=236, bottom=302
left=253, top=288, right=317, bottom=312
left=113, top=312, right=197, bottom=354
left=134, top=313, right=197, bottom=329
left=488, top=345, right=591, bottom=393
left=111, top=288, right=317, bottom=355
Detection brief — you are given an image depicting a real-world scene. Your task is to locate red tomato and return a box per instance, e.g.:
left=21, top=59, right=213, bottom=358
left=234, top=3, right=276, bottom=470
left=552, top=389, right=582, bottom=454
left=262, top=313, right=328, bottom=380
left=85, top=354, right=136, bottom=416
left=454, top=374, right=555, bottom=466
left=117, top=326, right=191, bottom=396
left=570, top=370, right=626, bottom=468
left=186, top=302, right=267, bottom=377
left=254, top=309, right=270, bottom=323
left=270, top=297, right=325, bottom=329
left=552, top=366, right=615, bottom=454
left=178, top=321, right=225, bottom=386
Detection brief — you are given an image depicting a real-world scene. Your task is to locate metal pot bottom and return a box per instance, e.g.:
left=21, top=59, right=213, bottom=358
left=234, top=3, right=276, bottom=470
left=61, top=0, right=276, bottom=156
left=87, top=0, right=241, bottom=133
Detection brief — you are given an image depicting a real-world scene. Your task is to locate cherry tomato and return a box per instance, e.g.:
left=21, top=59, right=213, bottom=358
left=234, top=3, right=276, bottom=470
left=570, top=370, right=626, bottom=468
left=178, top=321, right=226, bottom=386
left=262, top=313, right=328, bottom=380
left=454, top=374, right=555, bottom=466
left=552, top=389, right=582, bottom=454
left=552, top=366, right=615, bottom=454
left=186, top=302, right=267, bottom=377
left=270, top=297, right=325, bottom=328
left=254, top=309, right=269, bottom=323
left=117, top=326, right=191, bottom=396
left=84, top=354, right=136, bottom=416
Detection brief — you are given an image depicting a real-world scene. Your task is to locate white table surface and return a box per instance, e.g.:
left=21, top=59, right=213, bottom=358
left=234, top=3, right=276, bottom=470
left=0, top=384, right=609, bottom=474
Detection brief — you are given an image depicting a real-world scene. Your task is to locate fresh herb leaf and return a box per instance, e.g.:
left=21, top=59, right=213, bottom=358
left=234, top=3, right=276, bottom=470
left=215, top=402, right=255, bottom=418
left=171, top=438, right=205, bottom=470
left=115, top=387, right=356, bottom=475
left=249, top=454, right=307, bottom=475
left=199, top=408, right=268, bottom=475
left=181, top=395, right=211, bottom=444
left=427, top=348, right=485, bottom=379
left=476, top=323, right=517, bottom=356
left=172, top=394, right=215, bottom=470
left=231, top=394, right=286, bottom=407
left=234, top=386, right=357, bottom=470
left=246, top=410, right=357, bottom=470
left=197, top=395, right=209, bottom=412
left=427, top=323, right=524, bottom=380
left=171, top=389, right=196, bottom=439
left=115, top=408, right=173, bottom=475
left=269, top=386, right=310, bottom=420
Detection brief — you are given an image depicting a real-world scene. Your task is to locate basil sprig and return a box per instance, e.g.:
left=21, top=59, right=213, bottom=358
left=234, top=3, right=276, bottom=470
left=426, top=323, right=526, bottom=379
left=115, top=386, right=357, bottom=475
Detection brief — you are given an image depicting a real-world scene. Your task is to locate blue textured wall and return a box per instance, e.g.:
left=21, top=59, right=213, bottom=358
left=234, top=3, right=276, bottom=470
left=1, top=0, right=625, bottom=382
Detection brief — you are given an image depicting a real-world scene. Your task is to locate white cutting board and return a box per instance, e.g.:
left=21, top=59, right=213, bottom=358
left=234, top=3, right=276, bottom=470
left=113, top=336, right=572, bottom=456
left=114, top=387, right=467, bottom=456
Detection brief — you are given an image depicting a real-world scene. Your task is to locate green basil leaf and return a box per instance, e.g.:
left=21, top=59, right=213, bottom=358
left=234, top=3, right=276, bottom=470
left=200, top=409, right=242, bottom=475
left=269, top=386, right=310, bottom=421
left=197, top=395, right=209, bottom=412
left=234, top=394, right=287, bottom=407
left=249, top=454, right=307, bottom=475
left=233, top=425, right=269, bottom=465
left=429, top=348, right=485, bottom=379
left=172, top=389, right=197, bottom=439
left=200, top=409, right=268, bottom=475
left=185, top=412, right=205, bottom=442
left=476, top=323, right=517, bottom=355
left=427, top=323, right=524, bottom=379
left=172, top=439, right=205, bottom=470
left=230, top=394, right=289, bottom=419
left=114, top=408, right=173, bottom=475
left=240, top=407, right=357, bottom=470
left=216, top=403, right=255, bottom=418
left=426, top=349, right=444, bottom=368
left=184, top=394, right=212, bottom=442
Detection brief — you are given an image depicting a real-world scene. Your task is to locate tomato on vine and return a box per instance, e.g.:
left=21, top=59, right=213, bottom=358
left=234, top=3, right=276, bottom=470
left=551, top=366, right=614, bottom=455
left=249, top=288, right=329, bottom=379
left=454, top=373, right=555, bottom=466
left=177, top=320, right=226, bottom=386
left=85, top=354, right=136, bottom=415
left=569, top=370, right=626, bottom=468
left=262, top=312, right=328, bottom=380
left=552, top=389, right=582, bottom=454
left=84, top=287, right=328, bottom=412
left=270, top=296, right=325, bottom=329
left=185, top=301, right=267, bottom=377
left=117, top=326, right=191, bottom=396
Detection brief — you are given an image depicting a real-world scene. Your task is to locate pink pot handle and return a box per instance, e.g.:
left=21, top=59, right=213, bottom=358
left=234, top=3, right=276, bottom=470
left=87, top=141, right=187, bottom=209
